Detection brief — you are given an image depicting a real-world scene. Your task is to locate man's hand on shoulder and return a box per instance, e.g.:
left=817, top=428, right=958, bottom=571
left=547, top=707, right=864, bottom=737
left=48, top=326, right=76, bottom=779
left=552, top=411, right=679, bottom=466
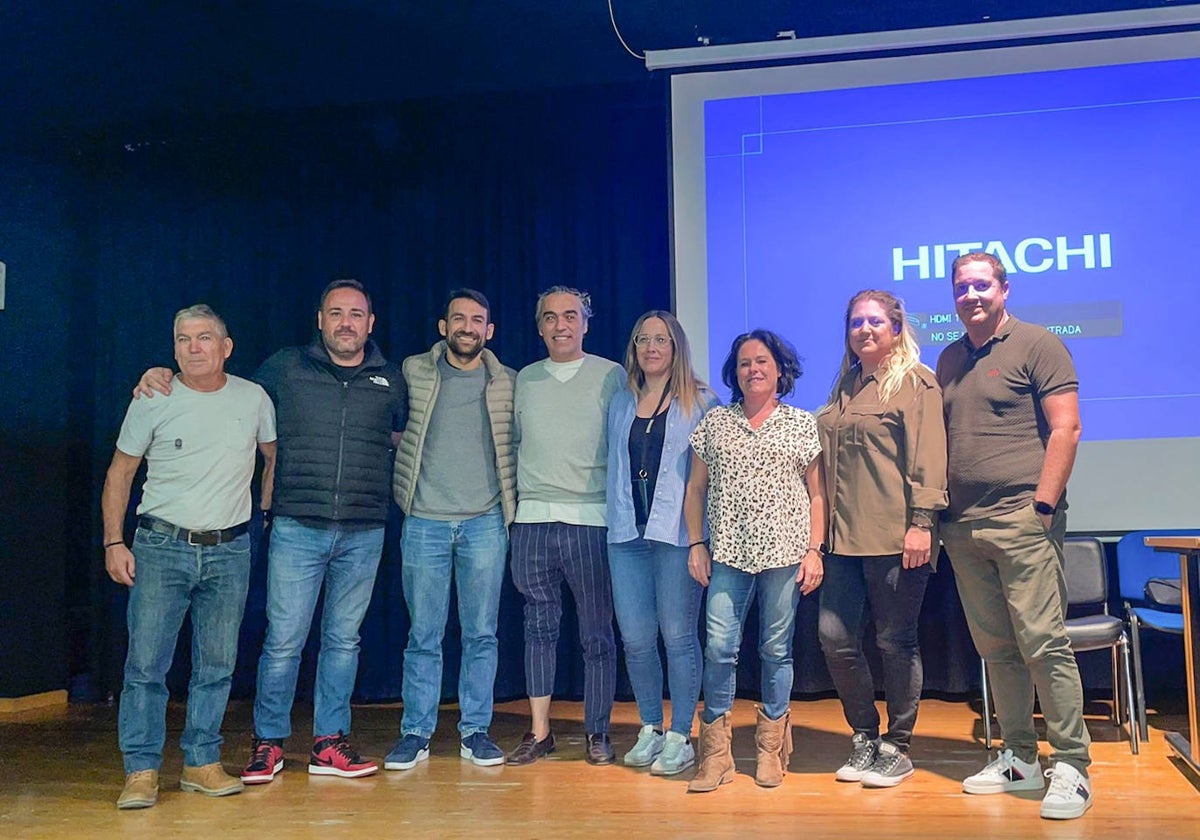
left=133, top=367, right=175, bottom=400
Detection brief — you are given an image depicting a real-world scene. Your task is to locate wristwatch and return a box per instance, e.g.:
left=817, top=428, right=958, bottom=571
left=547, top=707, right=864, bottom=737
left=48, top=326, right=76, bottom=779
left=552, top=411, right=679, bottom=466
left=1034, top=500, right=1057, bottom=516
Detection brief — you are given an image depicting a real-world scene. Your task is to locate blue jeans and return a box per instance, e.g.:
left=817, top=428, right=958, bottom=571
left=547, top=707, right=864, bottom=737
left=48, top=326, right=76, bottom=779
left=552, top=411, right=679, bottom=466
left=253, top=516, right=385, bottom=739
left=119, top=527, right=251, bottom=773
left=700, top=563, right=800, bottom=723
left=608, top=534, right=703, bottom=736
left=400, top=508, right=508, bottom=739
left=818, top=554, right=931, bottom=750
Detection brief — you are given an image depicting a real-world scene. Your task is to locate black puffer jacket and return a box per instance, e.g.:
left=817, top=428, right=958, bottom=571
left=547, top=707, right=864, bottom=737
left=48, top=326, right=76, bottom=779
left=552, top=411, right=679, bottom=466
left=254, top=339, right=407, bottom=523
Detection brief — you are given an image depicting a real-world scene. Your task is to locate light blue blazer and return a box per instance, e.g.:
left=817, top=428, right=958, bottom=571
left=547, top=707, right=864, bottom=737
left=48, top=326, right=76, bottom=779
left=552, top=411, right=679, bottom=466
left=605, top=385, right=719, bottom=547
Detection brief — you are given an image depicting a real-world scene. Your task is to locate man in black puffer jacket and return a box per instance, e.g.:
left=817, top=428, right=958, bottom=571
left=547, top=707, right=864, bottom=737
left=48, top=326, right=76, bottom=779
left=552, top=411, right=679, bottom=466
left=243, top=279, right=407, bottom=782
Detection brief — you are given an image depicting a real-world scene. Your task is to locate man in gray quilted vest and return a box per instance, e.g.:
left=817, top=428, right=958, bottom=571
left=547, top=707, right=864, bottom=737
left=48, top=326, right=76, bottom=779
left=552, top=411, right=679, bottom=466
left=386, top=288, right=517, bottom=770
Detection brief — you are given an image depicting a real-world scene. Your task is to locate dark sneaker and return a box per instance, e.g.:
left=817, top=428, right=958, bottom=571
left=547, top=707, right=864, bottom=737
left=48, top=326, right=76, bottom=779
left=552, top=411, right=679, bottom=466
left=460, top=732, right=506, bottom=767
left=585, top=733, right=616, bottom=766
left=242, top=737, right=285, bottom=784
left=383, top=734, right=430, bottom=771
left=309, top=732, right=378, bottom=778
left=835, top=733, right=879, bottom=782
left=507, top=731, right=556, bottom=766
left=860, top=742, right=914, bottom=788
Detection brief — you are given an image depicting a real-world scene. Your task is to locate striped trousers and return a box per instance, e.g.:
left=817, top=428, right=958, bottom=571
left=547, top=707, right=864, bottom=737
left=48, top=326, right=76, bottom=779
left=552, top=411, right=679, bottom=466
left=510, top=522, right=616, bottom=734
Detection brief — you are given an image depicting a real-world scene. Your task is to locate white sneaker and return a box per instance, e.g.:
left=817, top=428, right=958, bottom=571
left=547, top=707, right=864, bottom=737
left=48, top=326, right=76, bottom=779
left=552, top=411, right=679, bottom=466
left=650, top=731, right=695, bottom=776
left=623, top=725, right=665, bottom=767
left=962, top=749, right=1044, bottom=794
left=1040, top=762, right=1093, bottom=819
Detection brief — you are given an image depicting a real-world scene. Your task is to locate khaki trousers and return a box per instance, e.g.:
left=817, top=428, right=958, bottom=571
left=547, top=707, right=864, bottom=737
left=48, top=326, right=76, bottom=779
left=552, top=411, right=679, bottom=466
left=942, top=503, right=1091, bottom=773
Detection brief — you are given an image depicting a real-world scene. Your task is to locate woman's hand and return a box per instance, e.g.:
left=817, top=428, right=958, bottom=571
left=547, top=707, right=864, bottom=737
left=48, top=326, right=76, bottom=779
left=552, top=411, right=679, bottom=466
left=902, top=526, right=932, bottom=569
left=688, top=543, right=712, bottom=587
left=797, top=549, right=823, bottom=595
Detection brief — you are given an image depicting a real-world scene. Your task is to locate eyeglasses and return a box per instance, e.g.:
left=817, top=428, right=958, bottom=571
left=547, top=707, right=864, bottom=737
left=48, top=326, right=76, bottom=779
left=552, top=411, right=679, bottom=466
left=634, top=334, right=672, bottom=348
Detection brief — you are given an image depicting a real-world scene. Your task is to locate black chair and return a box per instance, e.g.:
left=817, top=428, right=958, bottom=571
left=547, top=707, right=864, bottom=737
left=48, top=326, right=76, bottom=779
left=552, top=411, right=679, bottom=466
left=981, top=536, right=1138, bottom=754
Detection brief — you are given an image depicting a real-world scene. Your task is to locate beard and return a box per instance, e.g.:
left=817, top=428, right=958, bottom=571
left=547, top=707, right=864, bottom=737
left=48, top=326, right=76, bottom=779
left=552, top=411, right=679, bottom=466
left=447, top=331, right=484, bottom=361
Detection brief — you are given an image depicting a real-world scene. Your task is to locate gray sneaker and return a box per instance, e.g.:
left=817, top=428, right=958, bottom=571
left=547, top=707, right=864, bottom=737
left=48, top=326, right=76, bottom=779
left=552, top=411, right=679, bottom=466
left=650, top=731, right=695, bottom=776
left=623, top=725, right=665, bottom=767
left=861, top=741, right=914, bottom=788
left=835, top=733, right=879, bottom=782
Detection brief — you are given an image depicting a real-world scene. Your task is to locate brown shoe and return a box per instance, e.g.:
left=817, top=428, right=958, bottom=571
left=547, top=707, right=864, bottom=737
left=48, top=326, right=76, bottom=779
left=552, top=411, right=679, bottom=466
left=507, top=731, right=556, bottom=766
left=687, top=712, right=734, bottom=793
left=117, top=769, right=159, bottom=810
left=754, top=707, right=792, bottom=787
left=585, top=733, right=615, bottom=765
left=180, top=762, right=245, bottom=797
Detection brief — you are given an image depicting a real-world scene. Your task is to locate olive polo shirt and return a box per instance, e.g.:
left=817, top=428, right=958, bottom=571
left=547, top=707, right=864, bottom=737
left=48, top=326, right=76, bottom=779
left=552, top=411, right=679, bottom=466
left=936, top=316, right=1078, bottom=522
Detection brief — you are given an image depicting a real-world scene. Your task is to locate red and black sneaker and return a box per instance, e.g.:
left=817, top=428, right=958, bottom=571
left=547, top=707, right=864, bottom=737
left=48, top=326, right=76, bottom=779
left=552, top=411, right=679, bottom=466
left=242, top=737, right=285, bottom=784
left=309, top=732, right=378, bottom=778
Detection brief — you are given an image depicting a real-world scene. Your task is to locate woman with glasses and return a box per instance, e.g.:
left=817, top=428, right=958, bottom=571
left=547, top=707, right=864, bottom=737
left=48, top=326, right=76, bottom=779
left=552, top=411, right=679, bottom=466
left=814, top=290, right=947, bottom=788
left=684, top=329, right=827, bottom=793
left=605, top=310, right=719, bottom=776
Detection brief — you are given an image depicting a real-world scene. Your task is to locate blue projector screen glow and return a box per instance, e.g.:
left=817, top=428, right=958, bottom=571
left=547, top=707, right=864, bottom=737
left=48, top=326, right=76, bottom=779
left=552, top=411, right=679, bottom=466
left=671, top=31, right=1200, bottom=532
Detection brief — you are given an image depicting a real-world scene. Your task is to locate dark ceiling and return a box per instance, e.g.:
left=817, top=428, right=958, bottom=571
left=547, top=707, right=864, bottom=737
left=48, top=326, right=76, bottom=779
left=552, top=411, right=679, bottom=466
left=3, top=1, right=1192, bottom=145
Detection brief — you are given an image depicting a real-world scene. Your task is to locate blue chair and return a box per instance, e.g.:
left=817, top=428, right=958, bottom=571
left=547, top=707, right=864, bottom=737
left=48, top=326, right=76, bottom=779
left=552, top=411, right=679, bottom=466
left=1115, top=528, right=1200, bottom=742
left=981, top=536, right=1138, bottom=753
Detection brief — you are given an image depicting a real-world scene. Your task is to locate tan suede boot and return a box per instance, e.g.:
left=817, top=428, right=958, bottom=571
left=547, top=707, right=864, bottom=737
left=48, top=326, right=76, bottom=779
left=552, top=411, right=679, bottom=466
left=687, top=712, right=734, bottom=793
left=754, top=706, right=792, bottom=787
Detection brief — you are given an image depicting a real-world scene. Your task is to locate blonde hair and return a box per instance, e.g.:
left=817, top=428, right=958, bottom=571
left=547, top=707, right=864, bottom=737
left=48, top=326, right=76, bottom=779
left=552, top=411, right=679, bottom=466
left=828, top=290, right=923, bottom=404
left=622, top=310, right=709, bottom=418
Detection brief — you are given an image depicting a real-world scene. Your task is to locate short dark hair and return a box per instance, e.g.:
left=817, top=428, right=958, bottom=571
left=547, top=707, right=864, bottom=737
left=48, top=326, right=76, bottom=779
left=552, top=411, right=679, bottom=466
left=444, top=288, right=491, bottom=322
left=319, top=278, right=372, bottom=314
left=721, top=329, right=803, bottom=403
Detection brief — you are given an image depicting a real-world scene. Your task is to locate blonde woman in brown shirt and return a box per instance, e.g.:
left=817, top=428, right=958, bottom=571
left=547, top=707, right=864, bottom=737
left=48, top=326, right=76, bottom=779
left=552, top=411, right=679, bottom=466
left=815, top=289, right=948, bottom=789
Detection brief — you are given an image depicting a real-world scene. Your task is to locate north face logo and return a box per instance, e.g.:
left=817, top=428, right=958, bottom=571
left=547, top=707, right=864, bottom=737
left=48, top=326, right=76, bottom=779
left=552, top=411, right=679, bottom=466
left=370, top=375, right=390, bottom=387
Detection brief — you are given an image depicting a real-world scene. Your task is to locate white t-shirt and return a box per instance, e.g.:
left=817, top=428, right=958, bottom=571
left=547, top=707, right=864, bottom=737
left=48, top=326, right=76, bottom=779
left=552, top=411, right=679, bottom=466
left=116, top=375, right=276, bottom=530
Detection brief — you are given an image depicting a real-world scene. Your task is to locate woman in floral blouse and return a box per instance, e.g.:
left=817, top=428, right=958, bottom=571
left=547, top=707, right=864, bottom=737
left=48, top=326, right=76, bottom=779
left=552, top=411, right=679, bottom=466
left=682, top=329, right=827, bottom=793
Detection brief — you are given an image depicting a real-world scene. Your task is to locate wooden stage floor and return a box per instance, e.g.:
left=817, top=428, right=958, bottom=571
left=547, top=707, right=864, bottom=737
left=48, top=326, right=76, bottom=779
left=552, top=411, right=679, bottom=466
left=3, top=697, right=1198, bottom=839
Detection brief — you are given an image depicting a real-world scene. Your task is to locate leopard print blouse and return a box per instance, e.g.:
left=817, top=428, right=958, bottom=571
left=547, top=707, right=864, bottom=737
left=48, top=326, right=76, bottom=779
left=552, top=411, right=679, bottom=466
left=690, top=402, right=821, bottom=574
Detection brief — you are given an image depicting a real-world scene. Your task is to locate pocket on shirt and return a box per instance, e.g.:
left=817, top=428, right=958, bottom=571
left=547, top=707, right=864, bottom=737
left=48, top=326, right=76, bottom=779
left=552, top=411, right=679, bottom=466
left=847, top=404, right=889, bottom=448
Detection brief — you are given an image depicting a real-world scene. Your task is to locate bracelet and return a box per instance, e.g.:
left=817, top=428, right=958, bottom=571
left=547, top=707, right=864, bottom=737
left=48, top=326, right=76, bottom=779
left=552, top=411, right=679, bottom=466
left=103, top=540, right=123, bottom=549
left=688, top=540, right=706, bottom=549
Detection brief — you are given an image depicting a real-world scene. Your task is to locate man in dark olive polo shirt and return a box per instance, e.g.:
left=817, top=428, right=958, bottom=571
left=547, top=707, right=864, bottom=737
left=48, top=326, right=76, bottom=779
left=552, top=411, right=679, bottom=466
left=937, top=252, right=1092, bottom=820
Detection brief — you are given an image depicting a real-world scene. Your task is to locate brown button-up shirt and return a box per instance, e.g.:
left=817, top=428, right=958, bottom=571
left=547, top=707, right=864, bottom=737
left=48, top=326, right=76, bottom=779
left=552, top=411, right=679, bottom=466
left=816, top=364, right=948, bottom=559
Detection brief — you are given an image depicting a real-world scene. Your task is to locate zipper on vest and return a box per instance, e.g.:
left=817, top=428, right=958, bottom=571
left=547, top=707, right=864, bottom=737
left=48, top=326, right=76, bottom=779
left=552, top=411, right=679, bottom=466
left=333, top=380, right=349, bottom=516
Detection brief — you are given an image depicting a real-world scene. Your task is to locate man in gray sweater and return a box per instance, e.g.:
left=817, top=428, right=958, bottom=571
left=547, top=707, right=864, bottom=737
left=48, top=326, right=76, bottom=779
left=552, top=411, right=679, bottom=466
left=505, top=286, right=625, bottom=766
left=386, top=289, right=518, bottom=772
